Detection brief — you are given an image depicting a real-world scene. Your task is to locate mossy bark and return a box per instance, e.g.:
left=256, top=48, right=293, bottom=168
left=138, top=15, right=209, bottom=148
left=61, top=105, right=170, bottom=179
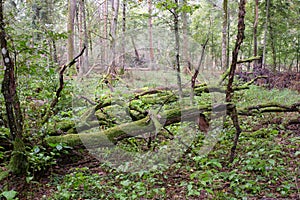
left=9, top=138, right=27, bottom=174
left=46, top=104, right=224, bottom=148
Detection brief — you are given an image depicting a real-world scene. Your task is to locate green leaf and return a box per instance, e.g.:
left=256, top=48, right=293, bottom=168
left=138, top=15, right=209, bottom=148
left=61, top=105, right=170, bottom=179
left=1, top=190, right=18, bottom=200
left=268, top=159, right=275, bottom=166
left=120, top=180, right=131, bottom=187
left=33, top=146, right=40, bottom=153
left=56, top=144, right=63, bottom=151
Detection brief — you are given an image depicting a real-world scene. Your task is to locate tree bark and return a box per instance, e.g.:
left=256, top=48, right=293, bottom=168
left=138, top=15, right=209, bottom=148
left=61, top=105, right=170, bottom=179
left=262, top=0, right=270, bottom=68
left=46, top=104, right=229, bottom=148
left=181, top=0, right=190, bottom=73
left=225, top=0, right=246, bottom=163
left=121, top=0, right=126, bottom=72
left=173, top=0, right=183, bottom=100
left=253, top=0, right=259, bottom=68
left=190, top=38, right=209, bottom=103
left=269, top=17, right=277, bottom=71
left=109, top=0, right=120, bottom=74
left=78, top=0, right=89, bottom=76
left=222, top=0, right=228, bottom=70
left=226, top=0, right=246, bottom=102
left=148, top=0, right=154, bottom=64
left=0, top=0, right=27, bottom=175
left=67, top=0, right=76, bottom=64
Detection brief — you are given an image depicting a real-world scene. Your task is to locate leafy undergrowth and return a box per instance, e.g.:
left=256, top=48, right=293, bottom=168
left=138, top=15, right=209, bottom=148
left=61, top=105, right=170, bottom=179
left=1, top=86, right=300, bottom=199
left=12, top=119, right=298, bottom=200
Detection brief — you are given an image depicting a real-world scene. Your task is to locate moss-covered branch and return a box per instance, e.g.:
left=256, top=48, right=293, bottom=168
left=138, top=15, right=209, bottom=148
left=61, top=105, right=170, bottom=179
left=46, top=104, right=229, bottom=148
left=239, top=102, right=300, bottom=115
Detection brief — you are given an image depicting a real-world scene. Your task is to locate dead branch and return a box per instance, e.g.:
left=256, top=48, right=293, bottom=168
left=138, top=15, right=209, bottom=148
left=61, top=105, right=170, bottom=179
left=42, top=46, right=86, bottom=124
left=237, top=56, right=261, bottom=64
left=238, top=102, right=300, bottom=116
left=226, top=0, right=246, bottom=163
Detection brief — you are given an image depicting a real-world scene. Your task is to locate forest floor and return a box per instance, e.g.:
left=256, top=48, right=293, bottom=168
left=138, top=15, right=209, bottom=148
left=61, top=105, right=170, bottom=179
left=11, top=115, right=300, bottom=199
left=1, top=71, right=300, bottom=199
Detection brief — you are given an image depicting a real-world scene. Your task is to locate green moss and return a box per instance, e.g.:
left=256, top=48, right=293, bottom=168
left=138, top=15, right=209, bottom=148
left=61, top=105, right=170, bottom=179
left=47, top=120, right=76, bottom=135
left=9, top=137, right=28, bottom=175
left=0, top=168, right=10, bottom=182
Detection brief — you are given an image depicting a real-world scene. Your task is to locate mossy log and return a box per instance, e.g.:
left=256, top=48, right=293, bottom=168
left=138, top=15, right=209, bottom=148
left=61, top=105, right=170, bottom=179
left=238, top=102, right=300, bottom=115
left=46, top=104, right=230, bottom=148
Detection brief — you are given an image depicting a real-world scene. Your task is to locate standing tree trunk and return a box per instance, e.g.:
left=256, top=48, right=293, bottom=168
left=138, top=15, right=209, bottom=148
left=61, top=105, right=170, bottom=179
left=225, top=0, right=246, bottom=162
left=148, top=0, right=154, bottom=65
left=109, top=0, right=120, bottom=74
left=173, top=0, right=183, bottom=99
left=297, top=35, right=299, bottom=72
left=222, top=0, right=228, bottom=70
left=78, top=0, right=89, bottom=76
left=68, top=0, right=76, bottom=64
left=269, top=20, right=277, bottom=71
left=0, top=0, right=27, bottom=175
left=121, top=0, right=126, bottom=73
left=99, top=0, right=109, bottom=65
left=181, top=0, right=190, bottom=73
left=253, top=0, right=259, bottom=68
left=262, top=0, right=270, bottom=68
left=268, top=1, right=277, bottom=71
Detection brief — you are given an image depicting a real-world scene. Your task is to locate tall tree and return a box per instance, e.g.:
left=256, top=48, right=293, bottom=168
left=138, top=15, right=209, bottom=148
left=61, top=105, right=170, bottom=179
left=108, top=0, right=120, bottom=73
left=148, top=0, right=154, bottom=63
left=68, top=0, right=76, bottom=63
left=0, top=0, right=27, bottom=175
left=222, top=0, right=228, bottom=69
left=262, top=0, right=270, bottom=68
left=121, top=0, right=126, bottom=71
left=100, top=0, right=109, bottom=64
left=78, top=0, right=89, bottom=76
left=109, top=0, right=120, bottom=73
left=253, top=0, right=258, bottom=57
left=181, top=0, right=190, bottom=73
left=253, top=0, right=259, bottom=68
left=173, top=0, right=183, bottom=99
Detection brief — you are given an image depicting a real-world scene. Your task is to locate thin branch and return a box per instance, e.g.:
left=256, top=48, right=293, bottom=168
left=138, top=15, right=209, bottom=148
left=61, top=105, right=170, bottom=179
left=42, top=46, right=86, bottom=124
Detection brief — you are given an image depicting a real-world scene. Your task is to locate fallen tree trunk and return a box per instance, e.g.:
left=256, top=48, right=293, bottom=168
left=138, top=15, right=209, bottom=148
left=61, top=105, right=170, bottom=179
left=45, top=103, right=230, bottom=148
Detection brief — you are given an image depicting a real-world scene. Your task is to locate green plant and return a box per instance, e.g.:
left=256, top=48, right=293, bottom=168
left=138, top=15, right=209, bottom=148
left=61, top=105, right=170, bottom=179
left=27, top=143, right=71, bottom=180
left=0, top=190, right=18, bottom=200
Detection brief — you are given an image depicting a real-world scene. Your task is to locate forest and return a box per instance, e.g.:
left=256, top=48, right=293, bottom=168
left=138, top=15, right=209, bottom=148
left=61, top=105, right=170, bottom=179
left=0, top=0, right=299, bottom=199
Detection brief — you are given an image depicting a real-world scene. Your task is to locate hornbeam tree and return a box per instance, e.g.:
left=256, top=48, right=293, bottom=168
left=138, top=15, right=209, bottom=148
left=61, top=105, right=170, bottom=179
left=0, top=0, right=27, bottom=174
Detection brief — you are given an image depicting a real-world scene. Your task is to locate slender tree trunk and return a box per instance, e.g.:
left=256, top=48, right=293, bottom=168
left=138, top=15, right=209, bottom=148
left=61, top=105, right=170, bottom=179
left=227, top=7, right=230, bottom=70
left=262, top=0, right=270, bottom=68
left=253, top=0, right=258, bottom=68
left=78, top=0, right=89, bottom=76
left=52, top=39, right=58, bottom=64
left=225, top=0, right=246, bottom=163
left=79, top=0, right=83, bottom=73
left=173, top=0, right=183, bottom=99
left=268, top=0, right=277, bottom=71
left=222, top=0, right=228, bottom=70
left=68, top=0, right=76, bottom=63
left=100, top=0, right=108, bottom=64
left=109, top=0, right=120, bottom=74
left=181, top=0, right=190, bottom=73
left=0, top=0, right=27, bottom=175
left=297, top=35, right=299, bottom=72
left=121, top=0, right=126, bottom=72
left=210, top=17, right=216, bottom=70
left=148, top=0, right=154, bottom=65
left=269, top=20, right=277, bottom=71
